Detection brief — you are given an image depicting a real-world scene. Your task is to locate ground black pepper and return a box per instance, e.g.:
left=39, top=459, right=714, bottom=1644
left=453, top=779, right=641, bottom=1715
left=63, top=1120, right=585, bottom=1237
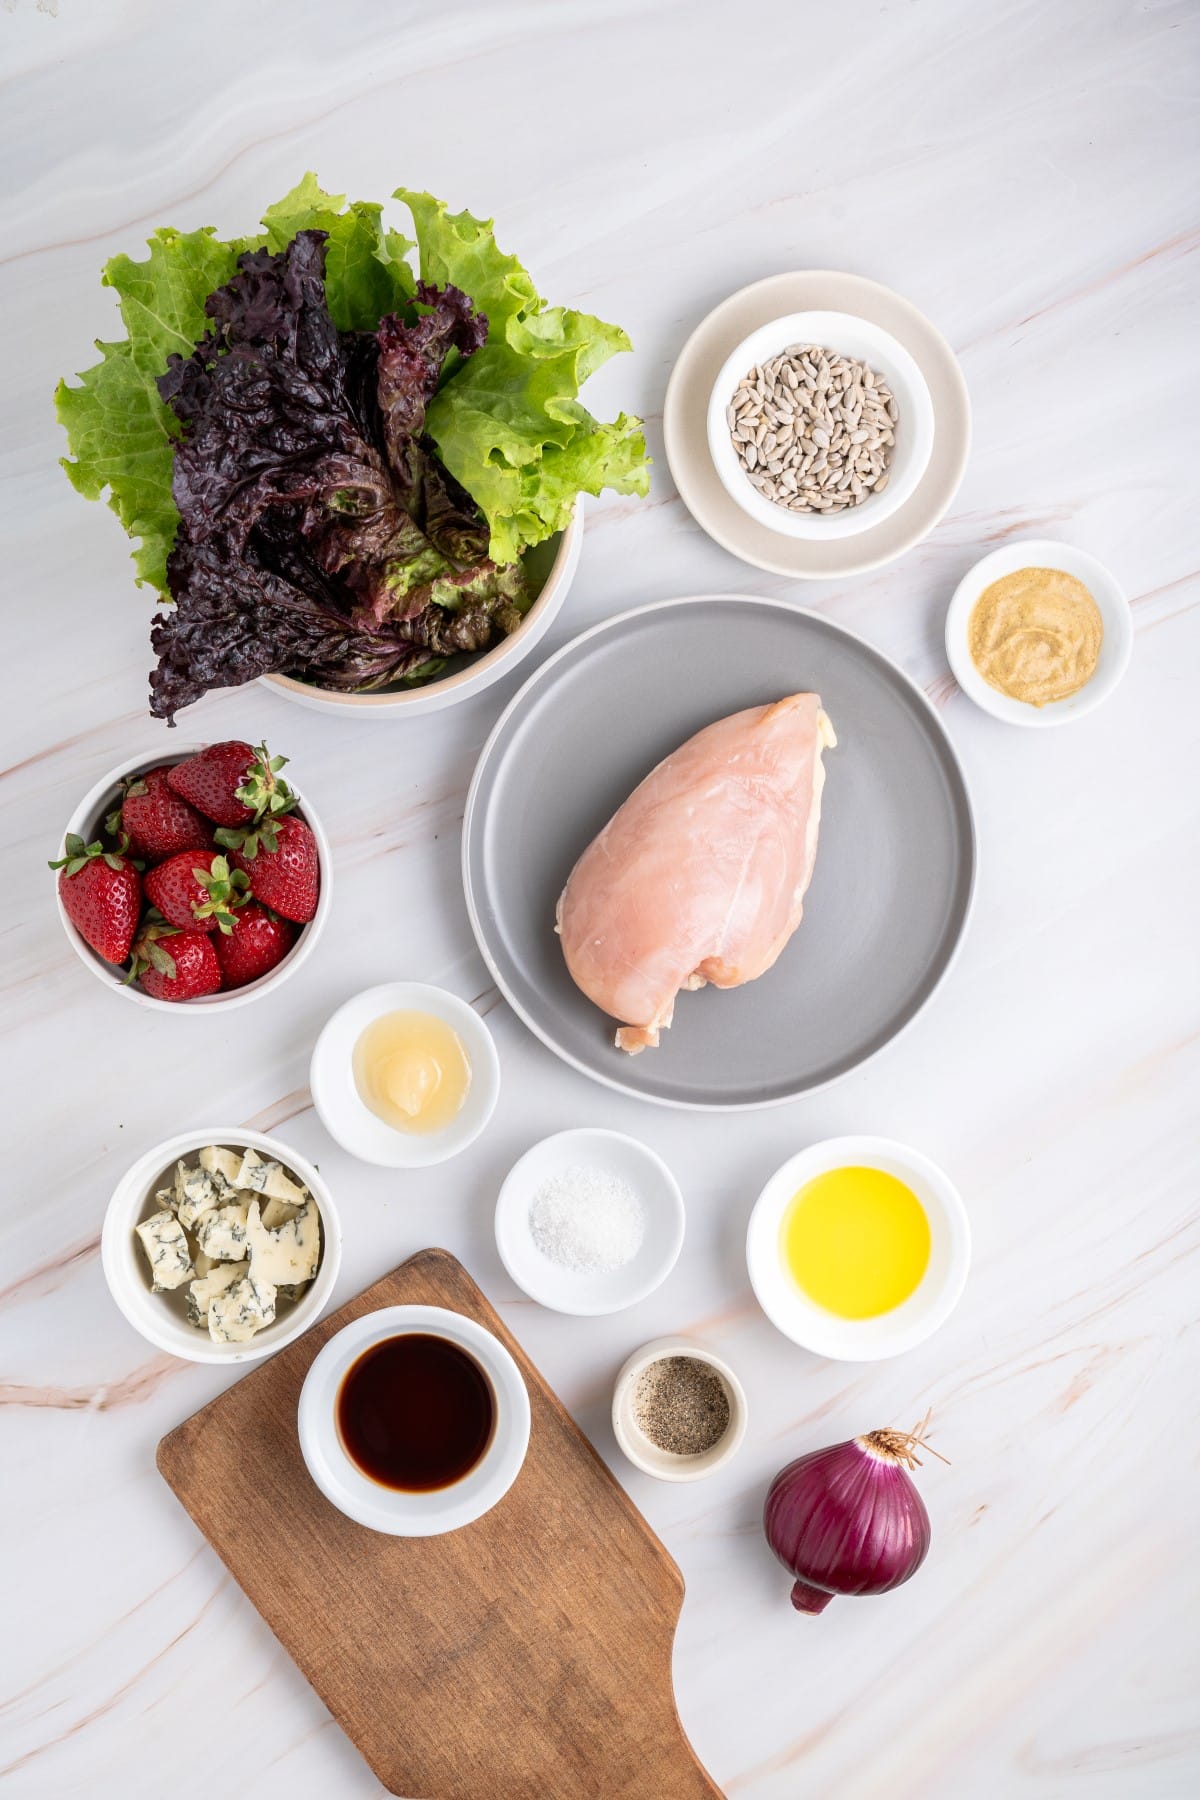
left=632, top=1355, right=731, bottom=1456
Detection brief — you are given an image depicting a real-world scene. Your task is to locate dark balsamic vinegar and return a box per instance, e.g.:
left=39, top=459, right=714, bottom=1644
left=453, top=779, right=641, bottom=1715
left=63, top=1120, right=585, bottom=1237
left=336, top=1333, right=495, bottom=1492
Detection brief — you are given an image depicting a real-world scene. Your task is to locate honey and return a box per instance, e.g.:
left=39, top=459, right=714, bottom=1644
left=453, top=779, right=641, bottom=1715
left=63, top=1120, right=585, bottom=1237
left=353, top=1009, right=472, bottom=1135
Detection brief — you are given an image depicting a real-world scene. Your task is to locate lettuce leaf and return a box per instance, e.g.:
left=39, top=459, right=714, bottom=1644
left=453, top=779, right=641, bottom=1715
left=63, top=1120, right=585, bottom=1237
left=56, top=175, right=648, bottom=598
left=425, top=329, right=648, bottom=564
left=56, top=227, right=250, bottom=592
left=399, top=189, right=650, bottom=563
left=55, top=337, right=180, bottom=596
left=397, top=189, right=540, bottom=341
left=261, top=174, right=415, bottom=332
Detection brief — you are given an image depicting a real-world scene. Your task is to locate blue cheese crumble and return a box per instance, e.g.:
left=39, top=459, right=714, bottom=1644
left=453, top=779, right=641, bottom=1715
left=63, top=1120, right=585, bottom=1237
left=135, top=1210, right=194, bottom=1291
left=137, top=1144, right=321, bottom=1345
left=194, top=1201, right=250, bottom=1262
left=208, top=1273, right=277, bottom=1344
left=187, top=1260, right=247, bottom=1326
left=245, top=1197, right=321, bottom=1295
left=235, top=1148, right=308, bottom=1208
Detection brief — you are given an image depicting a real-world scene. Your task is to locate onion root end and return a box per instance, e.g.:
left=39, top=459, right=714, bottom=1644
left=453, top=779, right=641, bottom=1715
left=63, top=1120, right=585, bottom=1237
left=790, top=1580, right=833, bottom=1614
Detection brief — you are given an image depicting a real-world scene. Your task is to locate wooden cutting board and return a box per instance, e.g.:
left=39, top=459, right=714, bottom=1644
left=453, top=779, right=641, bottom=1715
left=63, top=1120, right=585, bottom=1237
left=157, top=1248, right=723, bottom=1800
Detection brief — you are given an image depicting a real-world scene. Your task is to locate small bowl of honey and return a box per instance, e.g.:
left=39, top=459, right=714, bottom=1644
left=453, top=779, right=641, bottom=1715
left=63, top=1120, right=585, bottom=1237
left=310, top=982, right=501, bottom=1167
left=745, top=1135, right=970, bottom=1360
left=298, top=1304, right=531, bottom=1535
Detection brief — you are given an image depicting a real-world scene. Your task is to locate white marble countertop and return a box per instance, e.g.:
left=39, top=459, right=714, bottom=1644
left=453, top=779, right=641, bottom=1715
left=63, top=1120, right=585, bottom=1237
left=2, top=1, right=1197, bottom=1795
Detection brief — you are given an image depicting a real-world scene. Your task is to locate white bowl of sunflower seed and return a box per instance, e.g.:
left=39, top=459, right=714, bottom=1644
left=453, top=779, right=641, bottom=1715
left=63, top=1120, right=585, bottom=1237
left=707, top=310, right=935, bottom=539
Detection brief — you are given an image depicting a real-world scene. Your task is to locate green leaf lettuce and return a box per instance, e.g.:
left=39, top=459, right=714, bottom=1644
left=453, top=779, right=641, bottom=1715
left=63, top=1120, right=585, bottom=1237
left=56, top=226, right=249, bottom=592
left=399, top=188, right=649, bottom=563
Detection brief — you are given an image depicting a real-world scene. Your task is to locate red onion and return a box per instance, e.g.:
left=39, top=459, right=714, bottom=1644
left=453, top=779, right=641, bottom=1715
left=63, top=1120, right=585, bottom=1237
left=763, top=1420, right=939, bottom=1614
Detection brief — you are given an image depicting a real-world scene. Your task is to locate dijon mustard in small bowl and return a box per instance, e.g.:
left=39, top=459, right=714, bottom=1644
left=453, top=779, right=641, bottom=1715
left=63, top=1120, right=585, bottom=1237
left=945, top=539, right=1132, bottom=729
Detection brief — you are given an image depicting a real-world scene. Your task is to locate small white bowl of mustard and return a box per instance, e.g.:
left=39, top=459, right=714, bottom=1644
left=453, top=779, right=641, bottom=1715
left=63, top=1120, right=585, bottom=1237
left=945, top=539, right=1132, bottom=728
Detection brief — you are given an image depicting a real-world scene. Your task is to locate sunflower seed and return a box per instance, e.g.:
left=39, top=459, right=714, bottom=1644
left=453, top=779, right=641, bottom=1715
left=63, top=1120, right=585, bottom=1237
left=727, top=344, right=897, bottom=515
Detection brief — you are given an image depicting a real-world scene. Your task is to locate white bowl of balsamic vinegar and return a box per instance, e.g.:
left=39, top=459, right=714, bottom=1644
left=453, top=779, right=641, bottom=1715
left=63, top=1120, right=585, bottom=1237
left=297, top=1305, right=531, bottom=1535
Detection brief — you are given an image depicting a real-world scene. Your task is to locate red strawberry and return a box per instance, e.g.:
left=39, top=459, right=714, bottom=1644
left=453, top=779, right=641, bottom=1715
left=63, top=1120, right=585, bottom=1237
left=143, top=850, right=250, bottom=934
left=106, top=765, right=214, bottom=863
left=214, top=901, right=296, bottom=989
left=51, top=834, right=142, bottom=964
left=168, top=740, right=294, bottom=827
left=130, top=921, right=223, bottom=1001
left=223, top=815, right=320, bottom=924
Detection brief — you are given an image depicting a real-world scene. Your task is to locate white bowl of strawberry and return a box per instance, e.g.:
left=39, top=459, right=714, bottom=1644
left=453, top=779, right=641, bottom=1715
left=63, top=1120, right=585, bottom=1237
left=52, top=739, right=330, bottom=1008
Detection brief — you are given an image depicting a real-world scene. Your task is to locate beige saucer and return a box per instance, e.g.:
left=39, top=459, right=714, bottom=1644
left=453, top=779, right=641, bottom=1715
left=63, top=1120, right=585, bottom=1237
left=664, top=271, right=971, bottom=578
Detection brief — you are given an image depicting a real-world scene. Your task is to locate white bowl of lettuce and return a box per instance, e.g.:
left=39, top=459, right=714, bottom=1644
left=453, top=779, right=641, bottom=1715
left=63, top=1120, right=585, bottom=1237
left=56, top=178, right=648, bottom=723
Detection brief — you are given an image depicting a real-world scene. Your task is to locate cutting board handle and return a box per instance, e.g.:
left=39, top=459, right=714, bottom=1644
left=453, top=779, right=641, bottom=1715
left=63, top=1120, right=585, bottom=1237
left=617, top=1692, right=724, bottom=1798
left=650, top=1732, right=726, bottom=1797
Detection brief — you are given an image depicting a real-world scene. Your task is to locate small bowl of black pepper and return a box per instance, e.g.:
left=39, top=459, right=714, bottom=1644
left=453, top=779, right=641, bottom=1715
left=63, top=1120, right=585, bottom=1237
left=612, top=1337, right=747, bottom=1482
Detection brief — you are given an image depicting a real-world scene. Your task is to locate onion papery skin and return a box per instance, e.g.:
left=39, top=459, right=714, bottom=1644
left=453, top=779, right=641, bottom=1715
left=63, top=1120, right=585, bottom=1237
left=763, top=1433, right=931, bottom=1615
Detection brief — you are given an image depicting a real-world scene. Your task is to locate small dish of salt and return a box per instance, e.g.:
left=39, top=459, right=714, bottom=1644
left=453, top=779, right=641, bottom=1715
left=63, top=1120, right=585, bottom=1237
left=494, top=1128, right=685, bottom=1316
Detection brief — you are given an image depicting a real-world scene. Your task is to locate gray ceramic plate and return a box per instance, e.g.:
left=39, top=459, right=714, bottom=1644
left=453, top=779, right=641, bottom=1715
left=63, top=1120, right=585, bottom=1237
left=463, top=596, right=975, bottom=1110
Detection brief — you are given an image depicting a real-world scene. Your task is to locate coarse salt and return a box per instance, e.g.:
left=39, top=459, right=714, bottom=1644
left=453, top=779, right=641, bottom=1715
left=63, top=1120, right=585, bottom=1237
left=528, top=1165, right=646, bottom=1274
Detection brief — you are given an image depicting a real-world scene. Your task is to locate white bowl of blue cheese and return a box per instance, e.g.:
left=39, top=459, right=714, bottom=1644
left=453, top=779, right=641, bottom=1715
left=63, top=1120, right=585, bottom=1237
left=102, top=1128, right=341, bottom=1363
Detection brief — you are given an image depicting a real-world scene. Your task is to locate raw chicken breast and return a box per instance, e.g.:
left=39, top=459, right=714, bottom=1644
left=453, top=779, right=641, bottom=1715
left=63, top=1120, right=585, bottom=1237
left=556, top=695, right=836, bottom=1053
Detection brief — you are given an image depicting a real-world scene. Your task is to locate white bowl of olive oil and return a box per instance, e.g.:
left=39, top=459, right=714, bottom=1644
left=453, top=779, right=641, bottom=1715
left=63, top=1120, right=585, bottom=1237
left=310, top=982, right=500, bottom=1167
left=746, top=1135, right=970, bottom=1360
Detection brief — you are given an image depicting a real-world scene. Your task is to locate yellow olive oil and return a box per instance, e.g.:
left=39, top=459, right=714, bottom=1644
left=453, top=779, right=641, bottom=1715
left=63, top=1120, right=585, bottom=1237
left=780, top=1166, right=931, bottom=1319
left=353, top=1010, right=472, bottom=1135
